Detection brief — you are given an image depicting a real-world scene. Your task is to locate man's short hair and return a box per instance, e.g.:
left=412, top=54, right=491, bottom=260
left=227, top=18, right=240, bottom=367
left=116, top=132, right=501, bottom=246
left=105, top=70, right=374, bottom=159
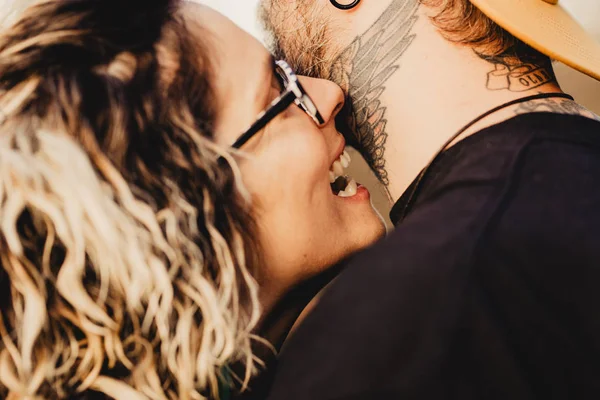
left=422, top=0, right=550, bottom=66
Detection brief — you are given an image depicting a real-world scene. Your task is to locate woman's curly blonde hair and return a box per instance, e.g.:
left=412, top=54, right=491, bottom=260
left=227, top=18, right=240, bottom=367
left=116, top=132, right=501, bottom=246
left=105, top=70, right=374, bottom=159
left=0, top=0, right=262, bottom=398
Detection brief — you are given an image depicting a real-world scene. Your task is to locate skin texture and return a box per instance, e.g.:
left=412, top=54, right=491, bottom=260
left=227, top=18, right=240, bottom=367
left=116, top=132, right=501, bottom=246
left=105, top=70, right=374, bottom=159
left=327, top=0, right=419, bottom=186
left=260, top=0, right=600, bottom=201
left=186, top=5, right=385, bottom=312
left=262, top=0, right=418, bottom=186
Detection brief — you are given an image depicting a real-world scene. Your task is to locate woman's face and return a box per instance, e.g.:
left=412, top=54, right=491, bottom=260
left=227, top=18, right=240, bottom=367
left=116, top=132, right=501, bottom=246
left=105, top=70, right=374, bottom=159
left=187, top=5, right=385, bottom=298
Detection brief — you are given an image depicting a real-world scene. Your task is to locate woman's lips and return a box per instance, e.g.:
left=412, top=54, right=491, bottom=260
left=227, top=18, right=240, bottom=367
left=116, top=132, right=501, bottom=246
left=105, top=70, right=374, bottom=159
left=334, top=182, right=371, bottom=201
left=336, top=177, right=358, bottom=197
left=349, top=184, right=370, bottom=201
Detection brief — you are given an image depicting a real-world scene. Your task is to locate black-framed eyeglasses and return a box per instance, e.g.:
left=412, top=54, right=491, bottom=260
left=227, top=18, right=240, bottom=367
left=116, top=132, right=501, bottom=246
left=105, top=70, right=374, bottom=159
left=231, top=59, right=325, bottom=149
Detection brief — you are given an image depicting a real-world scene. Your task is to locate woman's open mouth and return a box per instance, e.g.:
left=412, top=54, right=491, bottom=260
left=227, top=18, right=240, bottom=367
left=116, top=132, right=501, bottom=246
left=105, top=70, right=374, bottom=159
left=329, top=149, right=358, bottom=197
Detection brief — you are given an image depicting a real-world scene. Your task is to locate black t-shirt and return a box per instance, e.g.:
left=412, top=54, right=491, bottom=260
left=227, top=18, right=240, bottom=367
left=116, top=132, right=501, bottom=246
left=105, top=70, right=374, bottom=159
left=265, top=113, right=600, bottom=400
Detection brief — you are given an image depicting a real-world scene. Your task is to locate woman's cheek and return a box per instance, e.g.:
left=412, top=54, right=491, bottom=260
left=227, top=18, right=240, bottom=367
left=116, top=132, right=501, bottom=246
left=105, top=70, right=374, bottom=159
left=289, top=133, right=330, bottom=172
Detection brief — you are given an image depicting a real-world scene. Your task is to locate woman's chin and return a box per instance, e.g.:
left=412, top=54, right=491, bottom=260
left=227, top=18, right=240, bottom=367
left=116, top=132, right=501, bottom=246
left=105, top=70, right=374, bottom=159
left=336, top=214, right=386, bottom=263
left=344, top=196, right=388, bottom=248
left=331, top=182, right=387, bottom=235
left=360, top=214, right=388, bottom=248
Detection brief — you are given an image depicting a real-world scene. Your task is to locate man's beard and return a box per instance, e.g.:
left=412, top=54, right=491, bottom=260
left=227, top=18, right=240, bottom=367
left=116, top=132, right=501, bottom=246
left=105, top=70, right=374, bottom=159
left=259, top=0, right=336, bottom=80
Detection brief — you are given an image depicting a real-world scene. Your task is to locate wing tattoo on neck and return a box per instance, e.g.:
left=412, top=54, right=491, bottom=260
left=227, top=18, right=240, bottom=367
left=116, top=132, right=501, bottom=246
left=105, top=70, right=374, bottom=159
left=329, top=0, right=419, bottom=186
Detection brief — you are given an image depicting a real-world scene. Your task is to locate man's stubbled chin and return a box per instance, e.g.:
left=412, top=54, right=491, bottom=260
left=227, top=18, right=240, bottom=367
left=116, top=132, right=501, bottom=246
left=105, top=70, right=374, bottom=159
left=258, top=0, right=338, bottom=79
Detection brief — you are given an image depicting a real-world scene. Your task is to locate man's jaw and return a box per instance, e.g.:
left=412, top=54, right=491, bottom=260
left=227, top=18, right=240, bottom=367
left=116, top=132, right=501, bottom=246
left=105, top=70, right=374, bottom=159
left=258, top=0, right=337, bottom=79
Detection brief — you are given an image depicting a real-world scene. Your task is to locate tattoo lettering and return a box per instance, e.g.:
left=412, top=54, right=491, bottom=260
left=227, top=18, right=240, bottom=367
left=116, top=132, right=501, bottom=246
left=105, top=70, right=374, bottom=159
left=328, top=0, right=419, bottom=186
left=486, top=63, right=554, bottom=92
left=515, top=98, right=600, bottom=121
left=478, top=45, right=556, bottom=93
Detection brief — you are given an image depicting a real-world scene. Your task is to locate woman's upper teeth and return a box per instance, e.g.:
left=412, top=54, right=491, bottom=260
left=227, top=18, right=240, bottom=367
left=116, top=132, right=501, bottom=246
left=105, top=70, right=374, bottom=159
left=333, top=160, right=344, bottom=177
left=340, top=150, right=351, bottom=168
left=328, top=149, right=358, bottom=197
left=329, top=149, right=352, bottom=183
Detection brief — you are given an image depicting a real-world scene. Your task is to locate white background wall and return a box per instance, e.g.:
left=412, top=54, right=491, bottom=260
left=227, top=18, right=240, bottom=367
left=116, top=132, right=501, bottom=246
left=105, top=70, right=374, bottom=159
left=195, top=0, right=262, bottom=39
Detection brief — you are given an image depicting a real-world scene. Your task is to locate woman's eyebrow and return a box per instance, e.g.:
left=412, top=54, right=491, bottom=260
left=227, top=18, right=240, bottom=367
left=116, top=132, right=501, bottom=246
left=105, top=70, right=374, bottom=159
left=253, top=54, right=277, bottom=105
left=267, top=54, right=280, bottom=87
left=260, top=55, right=282, bottom=104
left=268, top=54, right=276, bottom=73
left=260, top=54, right=275, bottom=82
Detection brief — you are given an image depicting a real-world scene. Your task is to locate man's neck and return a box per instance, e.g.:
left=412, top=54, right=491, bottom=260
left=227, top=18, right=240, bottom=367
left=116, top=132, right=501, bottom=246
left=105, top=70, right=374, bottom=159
left=336, top=4, right=597, bottom=202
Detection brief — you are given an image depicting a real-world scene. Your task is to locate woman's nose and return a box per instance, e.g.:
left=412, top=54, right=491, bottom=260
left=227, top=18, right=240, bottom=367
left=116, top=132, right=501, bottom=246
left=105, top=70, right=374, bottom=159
left=298, top=76, right=345, bottom=126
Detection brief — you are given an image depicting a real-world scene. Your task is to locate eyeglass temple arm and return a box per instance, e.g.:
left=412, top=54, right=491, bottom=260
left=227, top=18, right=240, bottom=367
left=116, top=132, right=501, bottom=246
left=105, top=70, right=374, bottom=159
left=232, top=90, right=297, bottom=149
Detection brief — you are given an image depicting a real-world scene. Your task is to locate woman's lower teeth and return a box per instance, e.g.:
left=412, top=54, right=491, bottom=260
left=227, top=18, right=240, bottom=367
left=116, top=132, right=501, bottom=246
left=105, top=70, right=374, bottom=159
left=338, top=179, right=358, bottom=197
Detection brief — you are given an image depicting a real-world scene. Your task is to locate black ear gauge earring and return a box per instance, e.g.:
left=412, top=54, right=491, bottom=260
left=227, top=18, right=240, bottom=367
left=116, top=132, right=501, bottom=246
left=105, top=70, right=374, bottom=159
left=330, top=0, right=361, bottom=10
